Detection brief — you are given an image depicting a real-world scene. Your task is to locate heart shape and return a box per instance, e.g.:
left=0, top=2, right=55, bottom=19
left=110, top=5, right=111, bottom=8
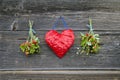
left=45, top=29, right=74, bottom=58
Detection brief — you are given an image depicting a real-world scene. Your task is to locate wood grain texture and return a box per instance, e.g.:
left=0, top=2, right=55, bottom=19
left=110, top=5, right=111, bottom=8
left=0, top=11, right=120, bottom=79
left=0, top=70, right=120, bottom=80
left=0, top=0, right=120, bottom=14
left=0, top=30, right=120, bottom=70
left=0, top=12, right=120, bottom=31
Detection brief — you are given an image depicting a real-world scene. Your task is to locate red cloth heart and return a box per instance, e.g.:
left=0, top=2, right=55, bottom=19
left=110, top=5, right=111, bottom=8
left=45, top=29, right=74, bottom=58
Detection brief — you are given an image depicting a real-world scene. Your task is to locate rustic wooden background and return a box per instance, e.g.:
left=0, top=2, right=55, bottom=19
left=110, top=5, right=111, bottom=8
left=0, top=0, right=120, bottom=80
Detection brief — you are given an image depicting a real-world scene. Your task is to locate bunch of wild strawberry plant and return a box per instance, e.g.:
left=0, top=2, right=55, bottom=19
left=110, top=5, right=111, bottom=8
left=20, top=20, right=40, bottom=56
left=78, top=18, right=100, bottom=55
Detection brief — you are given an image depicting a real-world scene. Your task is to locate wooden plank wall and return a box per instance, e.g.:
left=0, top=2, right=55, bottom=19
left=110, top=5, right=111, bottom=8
left=0, top=0, right=120, bottom=14
left=0, top=0, right=120, bottom=80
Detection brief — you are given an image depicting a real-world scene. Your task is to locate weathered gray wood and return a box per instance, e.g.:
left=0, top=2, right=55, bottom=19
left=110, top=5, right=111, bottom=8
left=0, top=0, right=120, bottom=79
left=0, top=30, right=120, bottom=70
left=0, top=0, right=120, bottom=14
left=0, top=70, right=120, bottom=80
left=0, top=12, right=120, bottom=70
left=0, top=12, right=120, bottom=31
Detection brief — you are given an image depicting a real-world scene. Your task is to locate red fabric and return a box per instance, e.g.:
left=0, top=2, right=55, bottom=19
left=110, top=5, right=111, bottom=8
left=45, top=29, right=74, bottom=58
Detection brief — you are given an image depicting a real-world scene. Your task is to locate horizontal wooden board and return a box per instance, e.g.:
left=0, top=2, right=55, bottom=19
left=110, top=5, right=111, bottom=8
left=0, top=0, right=120, bottom=14
left=0, top=0, right=120, bottom=79
left=0, top=12, right=120, bottom=31
left=0, top=70, right=120, bottom=80
left=0, top=31, right=120, bottom=70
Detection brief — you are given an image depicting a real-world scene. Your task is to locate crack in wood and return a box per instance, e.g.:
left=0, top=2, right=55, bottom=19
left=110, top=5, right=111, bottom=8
left=0, top=50, right=6, bottom=52
left=10, top=19, right=18, bottom=31
left=17, top=38, right=26, bottom=40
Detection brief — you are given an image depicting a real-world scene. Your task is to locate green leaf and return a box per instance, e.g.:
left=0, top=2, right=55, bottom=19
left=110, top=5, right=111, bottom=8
left=94, top=34, right=99, bottom=37
left=80, top=32, right=84, bottom=36
left=81, top=39, right=87, bottom=46
left=87, top=42, right=92, bottom=46
left=20, top=45, right=26, bottom=52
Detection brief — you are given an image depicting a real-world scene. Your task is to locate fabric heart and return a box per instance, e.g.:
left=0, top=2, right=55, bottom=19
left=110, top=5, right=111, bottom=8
left=45, top=29, right=74, bottom=58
